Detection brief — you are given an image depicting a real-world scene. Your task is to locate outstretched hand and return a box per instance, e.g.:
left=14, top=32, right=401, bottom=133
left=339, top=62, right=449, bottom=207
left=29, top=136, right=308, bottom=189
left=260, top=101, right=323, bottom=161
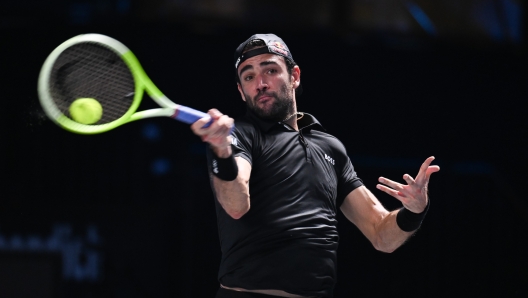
left=376, top=156, right=440, bottom=213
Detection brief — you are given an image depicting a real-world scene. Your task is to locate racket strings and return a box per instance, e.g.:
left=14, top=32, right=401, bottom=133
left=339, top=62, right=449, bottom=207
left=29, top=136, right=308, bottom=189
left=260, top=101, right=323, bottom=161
left=49, top=43, right=136, bottom=124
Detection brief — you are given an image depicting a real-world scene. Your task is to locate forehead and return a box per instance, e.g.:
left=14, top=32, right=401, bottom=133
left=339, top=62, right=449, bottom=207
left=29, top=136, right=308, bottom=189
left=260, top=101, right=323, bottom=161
left=238, top=53, right=286, bottom=72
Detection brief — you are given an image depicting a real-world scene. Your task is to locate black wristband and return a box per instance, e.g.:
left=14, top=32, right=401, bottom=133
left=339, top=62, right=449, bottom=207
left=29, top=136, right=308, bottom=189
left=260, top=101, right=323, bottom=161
left=206, top=147, right=238, bottom=181
left=396, top=200, right=430, bottom=232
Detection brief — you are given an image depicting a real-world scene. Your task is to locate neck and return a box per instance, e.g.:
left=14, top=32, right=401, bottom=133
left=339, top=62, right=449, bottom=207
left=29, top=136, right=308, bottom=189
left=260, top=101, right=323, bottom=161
left=282, top=111, right=300, bottom=131
left=282, top=96, right=299, bottom=130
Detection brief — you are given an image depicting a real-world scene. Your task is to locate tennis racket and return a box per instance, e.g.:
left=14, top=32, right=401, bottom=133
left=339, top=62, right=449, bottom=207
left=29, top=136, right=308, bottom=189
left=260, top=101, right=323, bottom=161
left=37, top=33, right=212, bottom=134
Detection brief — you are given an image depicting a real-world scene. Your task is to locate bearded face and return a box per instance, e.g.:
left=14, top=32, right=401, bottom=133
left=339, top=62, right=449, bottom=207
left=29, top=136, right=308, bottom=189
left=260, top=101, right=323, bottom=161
left=243, top=81, right=294, bottom=122
left=237, top=53, right=299, bottom=122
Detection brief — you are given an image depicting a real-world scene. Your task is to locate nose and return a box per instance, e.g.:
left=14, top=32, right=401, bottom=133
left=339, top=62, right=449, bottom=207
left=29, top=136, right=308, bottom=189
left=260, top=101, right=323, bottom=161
left=256, top=75, right=269, bottom=93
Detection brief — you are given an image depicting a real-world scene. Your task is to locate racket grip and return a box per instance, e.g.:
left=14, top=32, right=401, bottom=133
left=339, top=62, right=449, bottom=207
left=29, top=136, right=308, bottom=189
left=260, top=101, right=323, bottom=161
left=173, top=106, right=213, bottom=127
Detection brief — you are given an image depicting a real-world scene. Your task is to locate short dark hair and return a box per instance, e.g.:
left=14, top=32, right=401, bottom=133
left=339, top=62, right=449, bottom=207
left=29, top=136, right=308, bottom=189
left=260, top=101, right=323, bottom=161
left=235, top=39, right=297, bottom=84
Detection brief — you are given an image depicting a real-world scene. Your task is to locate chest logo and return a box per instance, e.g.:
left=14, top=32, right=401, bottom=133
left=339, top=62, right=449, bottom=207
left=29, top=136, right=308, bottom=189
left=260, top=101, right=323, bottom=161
left=324, top=153, right=335, bottom=165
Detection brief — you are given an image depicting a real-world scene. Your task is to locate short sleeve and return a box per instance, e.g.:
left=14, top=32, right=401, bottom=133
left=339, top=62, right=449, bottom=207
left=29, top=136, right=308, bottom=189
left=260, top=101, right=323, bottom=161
left=230, top=123, right=254, bottom=165
left=336, top=152, right=363, bottom=208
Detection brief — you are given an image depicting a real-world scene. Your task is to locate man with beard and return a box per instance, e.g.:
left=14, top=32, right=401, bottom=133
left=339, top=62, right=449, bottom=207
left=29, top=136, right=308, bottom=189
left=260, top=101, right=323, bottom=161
left=190, top=34, right=439, bottom=298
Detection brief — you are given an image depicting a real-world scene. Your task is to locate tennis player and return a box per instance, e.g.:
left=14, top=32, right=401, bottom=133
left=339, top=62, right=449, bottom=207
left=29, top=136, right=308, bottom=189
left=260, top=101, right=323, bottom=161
left=191, top=34, right=439, bottom=298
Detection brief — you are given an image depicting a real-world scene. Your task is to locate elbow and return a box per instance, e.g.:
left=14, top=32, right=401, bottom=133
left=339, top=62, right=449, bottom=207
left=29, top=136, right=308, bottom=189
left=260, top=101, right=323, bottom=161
left=375, top=245, right=397, bottom=254
left=225, top=206, right=249, bottom=219
left=222, top=197, right=250, bottom=220
left=228, top=211, right=247, bottom=220
left=372, top=237, right=398, bottom=253
left=215, top=182, right=251, bottom=219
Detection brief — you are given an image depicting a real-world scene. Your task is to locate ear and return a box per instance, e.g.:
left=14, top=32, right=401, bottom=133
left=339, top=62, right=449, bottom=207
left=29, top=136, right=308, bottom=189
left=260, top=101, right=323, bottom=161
left=291, top=65, right=301, bottom=89
left=237, top=83, right=246, bottom=102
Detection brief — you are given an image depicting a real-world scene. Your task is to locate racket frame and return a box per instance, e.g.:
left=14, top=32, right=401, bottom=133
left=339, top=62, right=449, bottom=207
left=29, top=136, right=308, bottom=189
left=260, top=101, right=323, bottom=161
left=38, top=34, right=209, bottom=134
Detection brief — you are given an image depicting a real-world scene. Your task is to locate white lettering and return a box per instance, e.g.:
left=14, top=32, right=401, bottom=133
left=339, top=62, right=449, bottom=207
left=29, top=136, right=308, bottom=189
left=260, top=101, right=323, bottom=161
left=212, top=159, right=219, bottom=173
left=325, top=153, right=335, bottom=165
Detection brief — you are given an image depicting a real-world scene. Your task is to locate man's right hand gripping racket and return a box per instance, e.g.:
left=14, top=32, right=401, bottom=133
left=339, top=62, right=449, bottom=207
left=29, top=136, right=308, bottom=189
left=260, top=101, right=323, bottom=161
left=38, top=34, right=213, bottom=134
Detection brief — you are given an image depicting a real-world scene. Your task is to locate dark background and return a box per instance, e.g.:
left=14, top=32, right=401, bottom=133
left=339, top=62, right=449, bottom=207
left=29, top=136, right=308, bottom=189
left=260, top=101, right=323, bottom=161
left=1, top=0, right=527, bottom=297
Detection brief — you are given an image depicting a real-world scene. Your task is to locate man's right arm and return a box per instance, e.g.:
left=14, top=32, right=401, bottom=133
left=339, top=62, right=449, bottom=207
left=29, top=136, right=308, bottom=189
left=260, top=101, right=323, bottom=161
left=211, top=153, right=252, bottom=219
left=190, top=109, right=252, bottom=219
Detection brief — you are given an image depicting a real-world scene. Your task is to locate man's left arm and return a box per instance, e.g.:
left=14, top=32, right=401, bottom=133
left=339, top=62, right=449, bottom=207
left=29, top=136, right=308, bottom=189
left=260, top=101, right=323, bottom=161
left=340, top=156, right=440, bottom=253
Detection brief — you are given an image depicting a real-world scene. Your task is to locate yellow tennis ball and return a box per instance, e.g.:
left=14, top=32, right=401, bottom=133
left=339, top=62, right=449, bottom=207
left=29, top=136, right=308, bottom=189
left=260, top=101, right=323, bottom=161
left=69, top=98, right=103, bottom=124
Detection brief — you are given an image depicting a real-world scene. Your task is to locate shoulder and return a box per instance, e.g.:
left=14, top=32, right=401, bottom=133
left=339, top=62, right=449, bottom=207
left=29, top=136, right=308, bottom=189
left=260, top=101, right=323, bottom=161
left=313, top=130, right=347, bottom=151
left=233, top=116, right=259, bottom=137
left=231, top=116, right=262, bottom=153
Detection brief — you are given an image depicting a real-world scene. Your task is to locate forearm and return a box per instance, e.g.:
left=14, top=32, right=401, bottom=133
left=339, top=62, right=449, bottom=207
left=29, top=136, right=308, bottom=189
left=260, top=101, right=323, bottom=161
left=373, top=156, right=438, bottom=252
left=212, top=173, right=250, bottom=219
left=374, top=210, right=414, bottom=253
left=189, top=109, right=250, bottom=218
left=210, top=146, right=251, bottom=219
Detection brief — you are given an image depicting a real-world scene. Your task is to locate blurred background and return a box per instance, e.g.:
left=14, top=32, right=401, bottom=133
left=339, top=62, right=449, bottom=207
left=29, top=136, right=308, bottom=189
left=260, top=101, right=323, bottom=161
left=1, top=0, right=527, bottom=297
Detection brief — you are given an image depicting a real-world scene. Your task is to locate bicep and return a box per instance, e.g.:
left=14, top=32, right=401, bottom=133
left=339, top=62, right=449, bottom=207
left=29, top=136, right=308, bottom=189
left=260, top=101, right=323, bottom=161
left=340, top=185, right=390, bottom=243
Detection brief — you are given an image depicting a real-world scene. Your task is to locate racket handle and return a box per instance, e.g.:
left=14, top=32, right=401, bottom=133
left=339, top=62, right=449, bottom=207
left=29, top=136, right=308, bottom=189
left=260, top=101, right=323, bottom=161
left=173, top=106, right=213, bottom=127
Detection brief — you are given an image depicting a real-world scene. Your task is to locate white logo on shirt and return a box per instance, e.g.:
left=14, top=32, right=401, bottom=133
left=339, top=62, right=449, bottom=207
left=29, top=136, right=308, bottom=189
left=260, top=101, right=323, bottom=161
left=325, top=153, right=335, bottom=165
left=212, top=159, right=219, bottom=173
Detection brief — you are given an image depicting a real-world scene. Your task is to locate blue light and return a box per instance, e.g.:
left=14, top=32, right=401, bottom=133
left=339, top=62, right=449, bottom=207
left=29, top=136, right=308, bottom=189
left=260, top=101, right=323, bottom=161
left=503, top=0, right=522, bottom=42
left=142, top=123, right=161, bottom=141
left=27, top=236, right=45, bottom=250
left=405, top=1, right=437, bottom=36
left=151, top=158, right=171, bottom=175
left=0, top=224, right=103, bottom=282
left=472, top=0, right=503, bottom=41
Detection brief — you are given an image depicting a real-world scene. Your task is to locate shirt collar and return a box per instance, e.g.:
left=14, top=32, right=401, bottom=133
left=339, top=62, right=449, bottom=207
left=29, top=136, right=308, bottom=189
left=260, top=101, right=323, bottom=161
left=244, top=109, right=326, bottom=133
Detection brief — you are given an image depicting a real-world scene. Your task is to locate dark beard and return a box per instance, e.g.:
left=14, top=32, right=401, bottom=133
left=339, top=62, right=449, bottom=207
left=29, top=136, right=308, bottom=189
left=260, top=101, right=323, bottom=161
left=244, top=84, right=294, bottom=122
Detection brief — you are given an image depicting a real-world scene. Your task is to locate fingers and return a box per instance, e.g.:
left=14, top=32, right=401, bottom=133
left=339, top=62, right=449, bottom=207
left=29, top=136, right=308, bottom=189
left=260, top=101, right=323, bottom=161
left=378, top=177, right=403, bottom=191
left=376, top=183, right=406, bottom=202
left=415, top=156, right=440, bottom=184
left=207, top=108, right=223, bottom=120
left=191, top=109, right=221, bottom=132
left=191, top=109, right=232, bottom=135
left=426, top=165, right=440, bottom=178
left=379, top=175, right=417, bottom=197
left=416, top=156, right=434, bottom=178
left=190, top=109, right=234, bottom=148
left=377, top=157, right=438, bottom=212
left=402, top=174, right=415, bottom=185
left=191, top=117, right=212, bottom=133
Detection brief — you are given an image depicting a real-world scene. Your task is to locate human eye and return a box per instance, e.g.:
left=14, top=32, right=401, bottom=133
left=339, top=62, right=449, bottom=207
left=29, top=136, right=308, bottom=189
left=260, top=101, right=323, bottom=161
left=244, top=75, right=253, bottom=81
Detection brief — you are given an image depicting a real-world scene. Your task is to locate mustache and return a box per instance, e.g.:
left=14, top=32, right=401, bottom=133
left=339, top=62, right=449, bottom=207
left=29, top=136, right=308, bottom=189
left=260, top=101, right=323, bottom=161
left=253, top=91, right=277, bottom=102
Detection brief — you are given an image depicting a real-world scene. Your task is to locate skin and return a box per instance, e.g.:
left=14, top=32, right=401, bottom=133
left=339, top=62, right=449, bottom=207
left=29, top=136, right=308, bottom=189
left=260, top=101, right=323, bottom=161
left=190, top=52, right=440, bottom=296
left=340, top=156, right=439, bottom=252
left=191, top=54, right=300, bottom=219
left=238, top=54, right=299, bottom=124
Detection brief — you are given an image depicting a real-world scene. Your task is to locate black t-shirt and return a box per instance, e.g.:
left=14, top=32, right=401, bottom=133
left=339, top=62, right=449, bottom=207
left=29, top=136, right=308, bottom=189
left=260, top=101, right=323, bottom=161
left=213, top=110, right=363, bottom=298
